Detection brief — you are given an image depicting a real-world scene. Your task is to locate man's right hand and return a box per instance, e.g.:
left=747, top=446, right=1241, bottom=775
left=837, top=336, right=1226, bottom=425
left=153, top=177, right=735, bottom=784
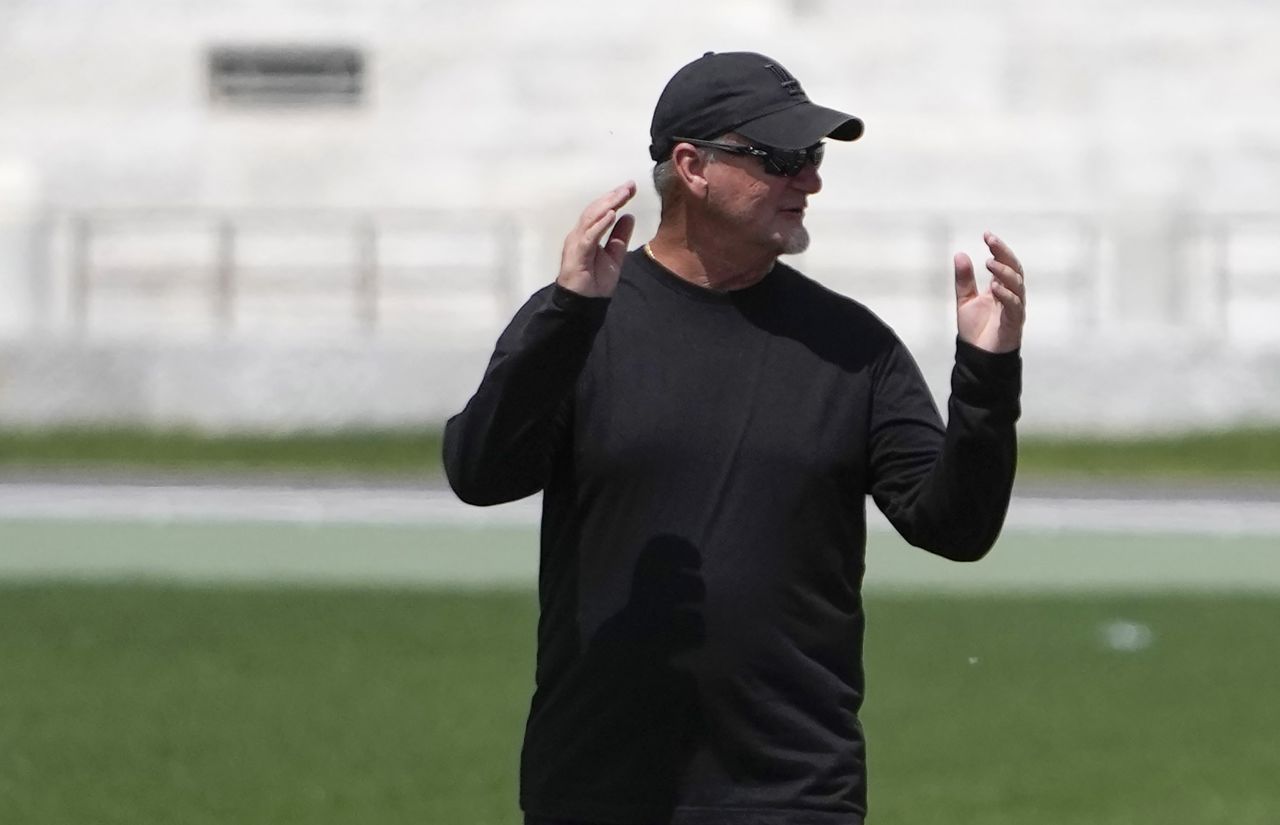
left=556, top=181, right=637, bottom=298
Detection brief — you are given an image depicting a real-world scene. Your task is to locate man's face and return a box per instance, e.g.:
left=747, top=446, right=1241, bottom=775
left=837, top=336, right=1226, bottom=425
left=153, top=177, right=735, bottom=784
left=701, top=135, right=824, bottom=256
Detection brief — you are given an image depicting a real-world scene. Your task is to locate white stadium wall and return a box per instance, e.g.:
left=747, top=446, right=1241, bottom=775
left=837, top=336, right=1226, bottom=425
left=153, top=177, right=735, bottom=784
left=1, top=0, right=1279, bottom=433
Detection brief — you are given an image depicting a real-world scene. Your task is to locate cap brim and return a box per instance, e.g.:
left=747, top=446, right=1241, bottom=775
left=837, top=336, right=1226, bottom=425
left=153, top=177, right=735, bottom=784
left=734, top=101, right=864, bottom=149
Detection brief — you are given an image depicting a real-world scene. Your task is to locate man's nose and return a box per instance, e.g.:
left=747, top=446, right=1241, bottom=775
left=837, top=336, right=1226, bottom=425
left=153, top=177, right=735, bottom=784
left=792, top=163, right=822, bottom=194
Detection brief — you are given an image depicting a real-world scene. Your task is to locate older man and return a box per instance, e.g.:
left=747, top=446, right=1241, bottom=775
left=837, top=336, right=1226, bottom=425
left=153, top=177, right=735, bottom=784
left=445, top=51, right=1025, bottom=825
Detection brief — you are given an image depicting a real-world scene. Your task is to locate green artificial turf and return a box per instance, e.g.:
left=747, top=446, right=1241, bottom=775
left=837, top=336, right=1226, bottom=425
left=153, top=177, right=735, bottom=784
left=0, top=428, right=445, bottom=477
left=3, top=584, right=1279, bottom=824
left=1017, top=427, right=1280, bottom=483
left=861, top=594, right=1280, bottom=824
left=0, top=585, right=535, bottom=825
left=3, top=426, right=1280, bottom=482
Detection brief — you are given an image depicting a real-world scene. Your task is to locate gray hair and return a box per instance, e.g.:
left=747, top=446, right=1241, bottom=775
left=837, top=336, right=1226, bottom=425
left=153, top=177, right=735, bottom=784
left=652, top=146, right=718, bottom=212
left=650, top=136, right=742, bottom=207
left=651, top=158, right=679, bottom=205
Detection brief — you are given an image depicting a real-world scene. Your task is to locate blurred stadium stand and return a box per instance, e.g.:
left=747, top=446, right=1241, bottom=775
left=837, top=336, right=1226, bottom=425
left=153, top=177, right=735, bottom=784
left=1, top=0, right=1279, bottom=433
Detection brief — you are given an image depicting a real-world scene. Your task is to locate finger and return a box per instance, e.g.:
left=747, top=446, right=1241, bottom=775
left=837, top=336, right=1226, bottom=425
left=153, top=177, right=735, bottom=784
left=580, top=208, right=619, bottom=252
left=604, top=213, right=636, bottom=267
left=985, top=259, right=1026, bottom=300
left=578, top=181, right=638, bottom=232
left=953, top=252, right=977, bottom=302
left=608, top=212, right=636, bottom=248
left=990, top=279, right=1026, bottom=319
left=562, top=210, right=611, bottom=268
left=984, top=231, right=1023, bottom=275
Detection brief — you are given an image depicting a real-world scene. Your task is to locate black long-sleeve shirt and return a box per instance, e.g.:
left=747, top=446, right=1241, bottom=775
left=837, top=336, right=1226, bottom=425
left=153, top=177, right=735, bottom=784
left=444, top=249, right=1021, bottom=825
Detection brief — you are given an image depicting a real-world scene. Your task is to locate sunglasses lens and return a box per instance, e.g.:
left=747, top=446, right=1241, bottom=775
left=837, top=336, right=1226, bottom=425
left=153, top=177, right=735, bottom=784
left=764, top=144, right=824, bottom=176
left=767, top=150, right=802, bottom=176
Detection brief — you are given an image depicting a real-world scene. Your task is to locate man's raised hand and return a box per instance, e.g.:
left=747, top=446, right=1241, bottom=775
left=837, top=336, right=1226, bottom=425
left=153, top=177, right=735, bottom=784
left=954, top=232, right=1026, bottom=354
left=557, top=181, right=638, bottom=298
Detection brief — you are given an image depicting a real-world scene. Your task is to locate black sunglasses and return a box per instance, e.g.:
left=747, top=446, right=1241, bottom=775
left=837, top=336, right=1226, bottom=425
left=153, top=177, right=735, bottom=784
left=673, top=137, right=826, bottom=177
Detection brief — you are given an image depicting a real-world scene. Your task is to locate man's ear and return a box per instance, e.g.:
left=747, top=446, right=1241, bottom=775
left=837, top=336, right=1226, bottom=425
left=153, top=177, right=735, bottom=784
left=672, top=143, right=710, bottom=199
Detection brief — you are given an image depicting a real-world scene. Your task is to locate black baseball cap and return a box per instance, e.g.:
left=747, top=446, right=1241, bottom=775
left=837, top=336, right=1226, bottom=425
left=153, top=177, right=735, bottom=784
left=648, top=51, right=864, bottom=162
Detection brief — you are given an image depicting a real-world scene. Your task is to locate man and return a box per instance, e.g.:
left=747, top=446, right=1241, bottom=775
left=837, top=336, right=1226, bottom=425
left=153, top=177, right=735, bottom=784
left=445, top=51, right=1025, bottom=825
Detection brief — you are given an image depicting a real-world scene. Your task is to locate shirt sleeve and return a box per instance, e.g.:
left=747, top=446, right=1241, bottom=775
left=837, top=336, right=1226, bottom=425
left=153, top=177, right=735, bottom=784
left=443, top=284, right=611, bottom=506
left=867, top=337, right=1022, bottom=561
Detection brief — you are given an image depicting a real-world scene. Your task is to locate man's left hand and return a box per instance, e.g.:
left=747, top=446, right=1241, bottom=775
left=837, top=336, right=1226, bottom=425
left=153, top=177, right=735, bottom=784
left=954, top=232, right=1026, bottom=354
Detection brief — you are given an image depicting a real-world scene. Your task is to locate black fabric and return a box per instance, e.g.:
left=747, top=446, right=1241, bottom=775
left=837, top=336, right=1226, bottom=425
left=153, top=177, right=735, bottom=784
left=648, top=51, right=863, bottom=161
left=445, top=249, right=1021, bottom=825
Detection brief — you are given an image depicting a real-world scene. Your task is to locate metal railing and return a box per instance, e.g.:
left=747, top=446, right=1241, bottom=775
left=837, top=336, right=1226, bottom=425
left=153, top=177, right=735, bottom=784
left=46, top=208, right=522, bottom=338
left=29, top=206, right=1280, bottom=346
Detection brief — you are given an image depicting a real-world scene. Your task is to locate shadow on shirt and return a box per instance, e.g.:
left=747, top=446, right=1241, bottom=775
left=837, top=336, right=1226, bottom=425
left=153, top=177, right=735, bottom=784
left=522, top=533, right=706, bottom=822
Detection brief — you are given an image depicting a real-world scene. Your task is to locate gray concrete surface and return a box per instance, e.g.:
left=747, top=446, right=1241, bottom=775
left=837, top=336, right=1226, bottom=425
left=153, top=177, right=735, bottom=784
left=2, top=476, right=1275, bottom=591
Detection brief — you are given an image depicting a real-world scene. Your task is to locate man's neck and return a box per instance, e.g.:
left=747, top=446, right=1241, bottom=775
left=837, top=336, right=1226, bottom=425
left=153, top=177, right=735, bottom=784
left=646, top=226, right=776, bottom=293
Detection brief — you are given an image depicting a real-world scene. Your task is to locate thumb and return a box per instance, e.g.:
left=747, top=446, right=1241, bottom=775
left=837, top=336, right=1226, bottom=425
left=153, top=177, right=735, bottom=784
left=953, top=252, right=977, bottom=303
left=604, top=214, right=636, bottom=269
